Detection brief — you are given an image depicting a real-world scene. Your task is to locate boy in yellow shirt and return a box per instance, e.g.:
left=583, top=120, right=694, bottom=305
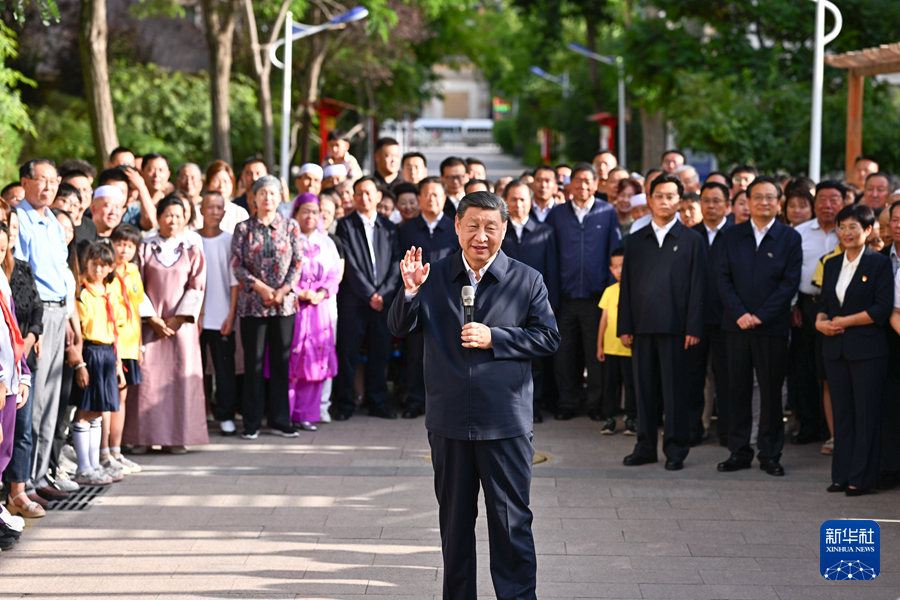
left=597, top=248, right=637, bottom=435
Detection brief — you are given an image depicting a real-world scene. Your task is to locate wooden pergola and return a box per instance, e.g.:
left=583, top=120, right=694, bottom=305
left=825, top=43, right=900, bottom=176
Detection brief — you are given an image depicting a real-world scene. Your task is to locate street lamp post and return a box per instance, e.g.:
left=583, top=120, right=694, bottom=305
left=529, top=66, right=571, bottom=162
left=567, top=43, right=627, bottom=167
left=270, top=7, right=369, bottom=179
left=808, top=0, right=842, bottom=182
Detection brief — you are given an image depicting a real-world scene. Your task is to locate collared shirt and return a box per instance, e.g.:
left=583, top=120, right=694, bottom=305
left=751, top=218, right=777, bottom=248
left=704, top=217, right=728, bottom=246
left=462, top=252, right=498, bottom=291
left=357, top=211, right=379, bottom=280
left=532, top=201, right=553, bottom=223
left=423, top=212, right=443, bottom=235
left=890, top=243, right=900, bottom=278
left=512, top=215, right=529, bottom=242
left=650, top=216, right=678, bottom=248
left=631, top=211, right=681, bottom=234
left=448, top=196, right=462, bottom=210
left=13, top=198, right=69, bottom=302
left=835, top=249, right=863, bottom=306
left=894, top=268, right=900, bottom=309
left=795, top=218, right=840, bottom=295
left=572, top=198, right=595, bottom=224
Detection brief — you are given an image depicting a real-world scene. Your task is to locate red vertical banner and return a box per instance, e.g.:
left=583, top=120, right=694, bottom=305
left=318, top=100, right=343, bottom=164
left=540, top=127, right=551, bottom=164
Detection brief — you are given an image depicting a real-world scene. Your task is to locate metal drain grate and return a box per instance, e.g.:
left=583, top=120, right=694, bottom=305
left=47, top=484, right=109, bottom=511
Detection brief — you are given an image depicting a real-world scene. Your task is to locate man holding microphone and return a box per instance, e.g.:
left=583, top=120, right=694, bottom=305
left=389, top=191, right=560, bottom=600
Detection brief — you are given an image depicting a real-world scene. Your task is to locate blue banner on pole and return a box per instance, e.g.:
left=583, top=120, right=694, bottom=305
left=820, top=520, right=880, bottom=580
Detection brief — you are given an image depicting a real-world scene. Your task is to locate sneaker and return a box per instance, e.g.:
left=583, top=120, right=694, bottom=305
left=623, top=418, right=637, bottom=436
left=220, top=420, right=237, bottom=436
left=54, top=469, right=80, bottom=493
left=74, top=468, right=113, bottom=486
left=822, top=437, right=834, bottom=455
left=0, top=506, right=24, bottom=531
left=102, top=454, right=131, bottom=476
left=600, top=418, right=617, bottom=435
left=114, top=454, right=142, bottom=474
left=58, top=453, right=78, bottom=477
left=271, top=427, right=300, bottom=438
left=102, top=464, right=125, bottom=483
left=241, top=430, right=259, bottom=440
left=319, top=407, right=331, bottom=423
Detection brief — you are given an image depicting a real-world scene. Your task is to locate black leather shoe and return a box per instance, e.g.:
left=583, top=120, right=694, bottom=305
left=717, top=456, right=752, bottom=472
left=401, top=406, right=425, bottom=419
left=664, top=459, right=684, bottom=471
left=533, top=413, right=544, bottom=423
left=623, top=453, right=658, bottom=466
left=759, top=460, right=785, bottom=476
left=368, top=405, right=398, bottom=419
left=845, top=488, right=875, bottom=497
left=554, top=408, right=576, bottom=421
left=878, top=473, right=900, bottom=490
left=827, top=483, right=847, bottom=493
left=331, top=409, right=352, bottom=421
left=587, top=409, right=604, bottom=422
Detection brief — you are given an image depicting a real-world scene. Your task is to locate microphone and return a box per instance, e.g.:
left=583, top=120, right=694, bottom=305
left=461, top=285, right=475, bottom=325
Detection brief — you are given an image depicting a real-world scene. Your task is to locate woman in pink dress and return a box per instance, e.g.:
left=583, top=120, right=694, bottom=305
left=288, top=195, right=340, bottom=429
left=124, top=194, right=208, bottom=453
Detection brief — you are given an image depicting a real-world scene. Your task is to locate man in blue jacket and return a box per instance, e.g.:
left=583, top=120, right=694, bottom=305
left=389, top=191, right=559, bottom=600
left=717, top=176, right=802, bottom=476
left=545, top=163, right=621, bottom=421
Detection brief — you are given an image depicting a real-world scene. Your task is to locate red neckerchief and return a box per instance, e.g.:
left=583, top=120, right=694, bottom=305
left=0, top=290, right=25, bottom=365
left=82, top=281, right=119, bottom=346
left=114, top=269, right=134, bottom=322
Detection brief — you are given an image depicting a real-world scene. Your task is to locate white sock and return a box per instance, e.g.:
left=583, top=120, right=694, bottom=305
left=73, top=423, right=92, bottom=473
left=89, top=418, right=102, bottom=469
left=110, top=446, right=121, bottom=457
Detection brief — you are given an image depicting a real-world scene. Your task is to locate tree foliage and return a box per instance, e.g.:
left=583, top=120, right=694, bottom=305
left=0, top=23, right=35, bottom=181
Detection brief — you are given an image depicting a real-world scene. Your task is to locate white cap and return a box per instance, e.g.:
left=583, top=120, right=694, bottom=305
left=323, top=164, right=348, bottom=179
left=92, top=185, right=125, bottom=202
left=891, top=188, right=900, bottom=197
left=298, top=163, right=324, bottom=179
left=561, top=174, right=571, bottom=185
left=629, top=193, right=647, bottom=207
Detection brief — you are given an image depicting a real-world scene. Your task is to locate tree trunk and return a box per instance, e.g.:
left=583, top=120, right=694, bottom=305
left=79, top=0, right=118, bottom=171
left=297, top=22, right=328, bottom=166
left=201, top=0, right=240, bottom=165
left=585, top=19, right=600, bottom=114
left=640, top=107, right=665, bottom=174
left=243, top=0, right=291, bottom=171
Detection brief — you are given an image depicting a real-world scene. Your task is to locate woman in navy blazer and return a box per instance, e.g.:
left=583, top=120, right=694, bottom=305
left=816, top=204, right=894, bottom=496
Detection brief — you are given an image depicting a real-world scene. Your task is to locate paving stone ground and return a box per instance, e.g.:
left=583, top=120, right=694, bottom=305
left=1, top=415, right=897, bottom=600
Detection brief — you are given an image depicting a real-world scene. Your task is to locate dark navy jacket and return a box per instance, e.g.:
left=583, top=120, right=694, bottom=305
left=545, top=199, right=620, bottom=299
left=717, top=219, right=802, bottom=337
left=818, top=247, right=893, bottom=361
left=398, top=214, right=459, bottom=265
left=618, top=220, right=707, bottom=338
left=693, top=221, right=734, bottom=327
left=501, top=218, right=560, bottom=310
left=388, top=250, right=560, bottom=441
left=336, top=212, right=401, bottom=308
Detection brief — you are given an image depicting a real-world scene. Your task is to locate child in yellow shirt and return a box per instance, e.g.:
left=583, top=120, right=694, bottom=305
left=73, top=243, right=125, bottom=486
left=597, top=248, right=636, bottom=436
left=104, top=224, right=145, bottom=475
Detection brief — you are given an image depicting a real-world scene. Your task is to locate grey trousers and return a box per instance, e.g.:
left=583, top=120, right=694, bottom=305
left=30, top=305, right=67, bottom=488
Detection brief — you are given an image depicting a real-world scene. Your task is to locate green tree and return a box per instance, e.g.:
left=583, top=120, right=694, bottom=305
left=0, top=23, right=35, bottom=181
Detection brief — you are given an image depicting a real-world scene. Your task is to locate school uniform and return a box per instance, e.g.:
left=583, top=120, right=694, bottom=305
left=111, top=263, right=144, bottom=386
left=76, top=282, right=125, bottom=413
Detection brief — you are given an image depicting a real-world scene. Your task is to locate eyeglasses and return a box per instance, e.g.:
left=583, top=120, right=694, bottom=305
left=444, top=175, right=467, bottom=181
left=700, top=198, right=727, bottom=205
left=27, top=177, right=58, bottom=188
left=836, top=224, right=865, bottom=234
left=749, top=195, right=779, bottom=203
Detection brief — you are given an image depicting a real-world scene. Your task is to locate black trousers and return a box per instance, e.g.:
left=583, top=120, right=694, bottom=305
left=200, top=329, right=237, bottom=422
left=602, top=354, right=635, bottom=420
left=881, top=338, right=900, bottom=476
left=826, top=355, right=888, bottom=490
left=335, top=303, right=391, bottom=413
left=792, top=295, right=826, bottom=440
left=241, top=316, right=294, bottom=433
left=554, top=298, right=602, bottom=412
left=428, top=432, right=536, bottom=600
left=405, top=331, right=425, bottom=410
left=631, top=334, right=690, bottom=461
left=686, top=324, right=730, bottom=443
left=726, top=332, right=788, bottom=462
left=531, top=355, right=557, bottom=415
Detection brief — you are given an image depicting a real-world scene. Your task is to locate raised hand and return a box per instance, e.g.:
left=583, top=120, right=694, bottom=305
left=400, top=246, right=430, bottom=294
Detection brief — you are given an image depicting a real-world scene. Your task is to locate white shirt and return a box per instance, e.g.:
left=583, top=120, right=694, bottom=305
left=532, top=201, right=553, bottom=223
left=889, top=243, right=900, bottom=278
left=449, top=196, right=462, bottom=210
left=835, top=249, right=863, bottom=306
left=357, top=211, right=378, bottom=280
left=389, top=208, right=403, bottom=225
left=462, top=253, right=498, bottom=291
left=704, top=218, right=728, bottom=246
left=751, top=218, right=776, bottom=248
left=631, top=211, right=681, bottom=234
left=512, top=215, right=529, bottom=242
left=795, top=219, right=840, bottom=296
left=895, top=268, right=900, bottom=309
left=200, top=231, right=238, bottom=331
left=423, top=212, right=443, bottom=235
left=572, top=198, right=595, bottom=224
left=650, top=216, right=678, bottom=248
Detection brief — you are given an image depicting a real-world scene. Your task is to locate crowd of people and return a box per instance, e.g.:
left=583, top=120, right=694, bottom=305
left=0, top=133, right=898, bottom=549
